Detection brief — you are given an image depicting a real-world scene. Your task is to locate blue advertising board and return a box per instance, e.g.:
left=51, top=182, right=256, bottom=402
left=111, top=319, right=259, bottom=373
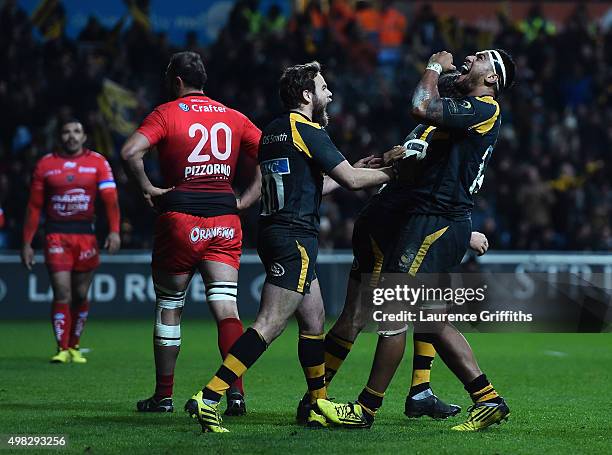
left=19, top=0, right=291, bottom=44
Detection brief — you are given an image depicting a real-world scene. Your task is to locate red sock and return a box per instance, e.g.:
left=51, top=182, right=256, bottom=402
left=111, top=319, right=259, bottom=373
left=51, top=301, right=72, bottom=350
left=69, top=299, right=90, bottom=348
left=155, top=373, right=174, bottom=399
left=217, top=317, right=245, bottom=394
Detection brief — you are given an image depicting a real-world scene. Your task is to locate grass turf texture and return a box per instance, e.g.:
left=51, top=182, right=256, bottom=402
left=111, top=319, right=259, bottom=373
left=1, top=321, right=611, bottom=454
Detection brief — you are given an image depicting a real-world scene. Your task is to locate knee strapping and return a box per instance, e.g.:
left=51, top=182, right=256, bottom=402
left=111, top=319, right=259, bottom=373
left=154, top=283, right=186, bottom=310
left=206, top=281, right=237, bottom=303
left=154, top=283, right=186, bottom=347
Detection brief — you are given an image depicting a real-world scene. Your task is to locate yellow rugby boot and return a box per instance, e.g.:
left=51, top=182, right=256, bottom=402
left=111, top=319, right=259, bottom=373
left=68, top=347, right=87, bottom=364
left=50, top=349, right=71, bottom=364
left=185, top=391, right=229, bottom=433
left=451, top=399, right=510, bottom=431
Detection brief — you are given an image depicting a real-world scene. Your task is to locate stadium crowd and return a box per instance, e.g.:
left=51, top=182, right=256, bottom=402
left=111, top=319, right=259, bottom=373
left=0, top=0, right=610, bottom=251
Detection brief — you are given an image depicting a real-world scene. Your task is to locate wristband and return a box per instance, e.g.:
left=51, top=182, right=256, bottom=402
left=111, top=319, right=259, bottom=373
left=426, top=62, right=442, bottom=75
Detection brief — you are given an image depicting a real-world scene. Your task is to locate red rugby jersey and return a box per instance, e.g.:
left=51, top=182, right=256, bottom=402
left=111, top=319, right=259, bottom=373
left=137, top=94, right=261, bottom=193
left=31, top=149, right=116, bottom=223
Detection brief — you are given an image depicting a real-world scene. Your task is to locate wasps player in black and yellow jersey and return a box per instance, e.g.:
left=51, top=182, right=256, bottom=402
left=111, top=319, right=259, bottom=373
left=185, top=61, right=407, bottom=432
left=307, top=71, right=489, bottom=424
left=318, top=49, right=516, bottom=432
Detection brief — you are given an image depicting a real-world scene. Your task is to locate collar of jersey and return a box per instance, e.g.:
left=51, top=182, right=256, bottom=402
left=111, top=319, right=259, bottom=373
left=180, top=92, right=205, bottom=98
left=289, top=111, right=321, bottom=128
left=54, top=148, right=89, bottom=159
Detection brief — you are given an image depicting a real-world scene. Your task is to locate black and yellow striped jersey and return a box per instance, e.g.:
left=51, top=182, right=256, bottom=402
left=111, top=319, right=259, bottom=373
left=258, top=111, right=345, bottom=234
left=380, top=95, right=501, bottom=220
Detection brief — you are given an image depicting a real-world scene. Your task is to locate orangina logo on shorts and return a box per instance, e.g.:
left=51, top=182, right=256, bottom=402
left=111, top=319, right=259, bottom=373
left=189, top=226, right=235, bottom=243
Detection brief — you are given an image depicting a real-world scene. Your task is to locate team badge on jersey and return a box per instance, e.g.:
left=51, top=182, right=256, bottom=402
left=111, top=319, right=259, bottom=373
left=178, top=103, right=190, bottom=112
left=400, top=253, right=415, bottom=268
left=447, top=98, right=475, bottom=116
left=270, top=262, right=285, bottom=277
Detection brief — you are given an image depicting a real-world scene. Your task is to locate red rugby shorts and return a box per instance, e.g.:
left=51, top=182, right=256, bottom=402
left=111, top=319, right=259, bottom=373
left=152, top=212, right=242, bottom=274
left=44, top=233, right=99, bottom=273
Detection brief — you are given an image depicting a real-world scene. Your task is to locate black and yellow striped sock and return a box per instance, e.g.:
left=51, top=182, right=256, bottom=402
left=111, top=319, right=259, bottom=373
left=298, top=333, right=327, bottom=404
left=465, top=374, right=502, bottom=404
left=409, top=333, right=436, bottom=397
left=324, top=332, right=354, bottom=385
left=357, top=386, right=384, bottom=417
left=201, top=328, right=267, bottom=403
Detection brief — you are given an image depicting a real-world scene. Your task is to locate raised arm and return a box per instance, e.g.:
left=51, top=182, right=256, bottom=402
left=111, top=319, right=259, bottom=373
left=328, top=161, right=393, bottom=190
left=323, top=155, right=384, bottom=195
left=411, top=51, right=456, bottom=126
left=294, top=121, right=403, bottom=191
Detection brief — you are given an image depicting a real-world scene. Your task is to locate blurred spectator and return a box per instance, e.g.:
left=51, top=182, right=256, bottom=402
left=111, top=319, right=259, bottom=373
left=377, top=0, right=406, bottom=79
left=354, top=0, right=380, bottom=46
left=262, top=4, right=286, bottom=37
left=0, top=1, right=609, bottom=252
left=78, top=16, right=108, bottom=43
left=518, top=4, right=556, bottom=43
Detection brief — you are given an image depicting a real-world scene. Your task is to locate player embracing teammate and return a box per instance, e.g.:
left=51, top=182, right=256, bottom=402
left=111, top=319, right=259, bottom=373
left=22, top=120, right=121, bottom=363
left=185, top=61, right=408, bottom=433
left=318, top=49, right=516, bottom=432
left=121, top=52, right=262, bottom=416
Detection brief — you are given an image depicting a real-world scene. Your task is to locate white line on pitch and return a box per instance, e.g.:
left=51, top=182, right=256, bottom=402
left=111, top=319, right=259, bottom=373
left=543, top=350, right=568, bottom=357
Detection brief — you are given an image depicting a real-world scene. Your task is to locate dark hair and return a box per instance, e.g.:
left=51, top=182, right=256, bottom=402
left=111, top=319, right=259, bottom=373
left=58, top=118, right=84, bottom=135
left=166, top=51, right=207, bottom=90
left=279, top=61, right=321, bottom=109
left=495, top=48, right=516, bottom=91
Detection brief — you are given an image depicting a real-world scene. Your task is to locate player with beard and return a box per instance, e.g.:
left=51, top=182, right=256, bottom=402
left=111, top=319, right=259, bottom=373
left=295, top=71, right=491, bottom=425
left=317, top=49, right=516, bottom=431
left=185, top=61, right=407, bottom=433
left=22, top=119, right=121, bottom=363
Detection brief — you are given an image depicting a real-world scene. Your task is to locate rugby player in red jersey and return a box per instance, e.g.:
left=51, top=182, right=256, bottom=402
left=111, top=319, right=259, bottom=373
left=121, top=52, right=262, bottom=416
left=21, top=119, right=121, bottom=364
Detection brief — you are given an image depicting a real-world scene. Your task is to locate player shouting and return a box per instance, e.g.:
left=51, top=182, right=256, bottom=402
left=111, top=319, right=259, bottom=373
left=22, top=119, right=121, bottom=364
left=318, top=49, right=516, bottom=431
left=303, top=72, right=489, bottom=424
left=186, top=61, right=406, bottom=433
left=121, top=52, right=262, bottom=416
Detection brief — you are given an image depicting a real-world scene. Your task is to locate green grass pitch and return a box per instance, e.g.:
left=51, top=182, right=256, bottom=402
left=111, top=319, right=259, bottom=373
left=2, top=320, right=611, bottom=454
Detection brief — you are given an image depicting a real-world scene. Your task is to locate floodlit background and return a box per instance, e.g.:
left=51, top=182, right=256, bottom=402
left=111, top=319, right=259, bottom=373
left=0, top=0, right=610, bottom=252
left=0, top=3, right=610, bottom=453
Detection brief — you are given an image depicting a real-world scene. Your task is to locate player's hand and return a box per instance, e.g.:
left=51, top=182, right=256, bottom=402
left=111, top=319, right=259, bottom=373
left=429, top=51, right=456, bottom=72
left=143, top=185, right=174, bottom=209
left=469, top=231, right=489, bottom=256
left=104, top=232, right=121, bottom=254
left=21, top=244, right=35, bottom=271
left=383, top=145, right=407, bottom=166
left=354, top=155, right=384, bottom=169
left=236, top=197, right=245, bottom=211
